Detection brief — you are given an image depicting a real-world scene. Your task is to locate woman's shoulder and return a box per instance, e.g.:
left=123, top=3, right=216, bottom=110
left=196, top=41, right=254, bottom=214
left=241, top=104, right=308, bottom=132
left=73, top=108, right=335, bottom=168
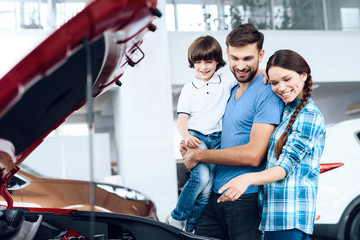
left=297, top=98, right=326, bottom=128
left=303, top=98, right=323, bottom=115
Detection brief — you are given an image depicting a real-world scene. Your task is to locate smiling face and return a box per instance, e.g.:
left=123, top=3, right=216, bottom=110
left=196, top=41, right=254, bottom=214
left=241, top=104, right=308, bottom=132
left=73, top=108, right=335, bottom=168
left=194, top=59, right=218, bottom=81
left=268, top=66, right=307, bottom=104
left=226, top=43, right=264, bottom=84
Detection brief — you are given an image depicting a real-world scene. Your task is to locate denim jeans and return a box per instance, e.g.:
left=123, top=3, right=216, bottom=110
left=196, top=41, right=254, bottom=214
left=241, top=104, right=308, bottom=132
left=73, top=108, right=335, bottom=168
left=264, top=229, right=309, bottom=240
left=171, top=130, right=221, bottom=231
left=194, top=192, right=262, bottom=240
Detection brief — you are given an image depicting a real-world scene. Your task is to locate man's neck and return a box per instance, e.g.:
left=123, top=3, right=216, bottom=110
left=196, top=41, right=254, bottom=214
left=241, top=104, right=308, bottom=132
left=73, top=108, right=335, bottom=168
left=235, top=71, right=260, bottom=100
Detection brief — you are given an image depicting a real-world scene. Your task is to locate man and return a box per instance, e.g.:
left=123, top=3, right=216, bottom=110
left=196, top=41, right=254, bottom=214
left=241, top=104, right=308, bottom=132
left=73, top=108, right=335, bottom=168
left=180, top=24, right=284, bottom=239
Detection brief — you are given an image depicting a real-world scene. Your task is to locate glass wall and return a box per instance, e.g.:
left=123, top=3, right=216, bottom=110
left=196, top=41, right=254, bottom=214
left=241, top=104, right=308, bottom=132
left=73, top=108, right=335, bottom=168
left=1, top=0, right=359, bottom=31
left=166, top=0, right=360, bottom=31
left=0, top=0, right=86, bottom=30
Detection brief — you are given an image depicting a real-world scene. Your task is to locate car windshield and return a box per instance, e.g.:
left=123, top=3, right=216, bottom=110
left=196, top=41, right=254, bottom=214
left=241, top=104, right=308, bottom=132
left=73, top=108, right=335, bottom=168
left=19, top=164, right=44, bottom=177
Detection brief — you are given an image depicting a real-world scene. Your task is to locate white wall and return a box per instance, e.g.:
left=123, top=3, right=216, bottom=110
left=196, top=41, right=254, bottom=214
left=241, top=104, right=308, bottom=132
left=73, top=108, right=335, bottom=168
left=0, top=30, right=49, bottom=78
left=168, top=30, right=360, bottom=85
left=113, top=0, right=178, bottom=222
left=24, top=133, right=112, bottom=182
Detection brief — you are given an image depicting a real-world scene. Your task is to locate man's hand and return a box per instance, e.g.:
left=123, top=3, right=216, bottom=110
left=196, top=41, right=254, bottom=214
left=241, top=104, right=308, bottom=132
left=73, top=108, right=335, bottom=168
left=179, top=140, right=187, bottom=157
left=263, top=75, right=269, bottom=84
left=179, top=140, right=199, bottom=170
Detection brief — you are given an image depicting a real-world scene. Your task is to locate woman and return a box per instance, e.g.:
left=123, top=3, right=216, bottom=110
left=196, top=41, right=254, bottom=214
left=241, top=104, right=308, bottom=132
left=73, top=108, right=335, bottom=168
left=217, top=49, right=326, bottom=240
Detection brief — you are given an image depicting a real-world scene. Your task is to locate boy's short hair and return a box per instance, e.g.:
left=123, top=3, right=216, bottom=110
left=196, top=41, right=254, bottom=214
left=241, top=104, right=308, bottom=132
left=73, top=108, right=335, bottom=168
left=188, top=35, right=226, bottom=71
left=226, top=23, right=264, bottom=51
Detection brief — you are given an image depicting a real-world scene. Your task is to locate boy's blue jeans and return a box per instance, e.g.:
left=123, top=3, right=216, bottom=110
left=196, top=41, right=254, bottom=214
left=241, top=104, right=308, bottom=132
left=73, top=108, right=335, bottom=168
left=171, top=129, right=221, bottom=231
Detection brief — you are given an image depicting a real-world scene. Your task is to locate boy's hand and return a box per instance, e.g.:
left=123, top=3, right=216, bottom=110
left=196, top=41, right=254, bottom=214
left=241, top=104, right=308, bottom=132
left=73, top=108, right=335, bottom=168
left=185, top=135, right=202, bottom=149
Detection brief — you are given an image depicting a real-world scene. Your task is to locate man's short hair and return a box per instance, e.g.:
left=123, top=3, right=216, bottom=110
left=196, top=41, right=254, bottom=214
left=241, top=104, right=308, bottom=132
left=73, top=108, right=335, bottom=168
left=226, top=23, right=264, bottom=51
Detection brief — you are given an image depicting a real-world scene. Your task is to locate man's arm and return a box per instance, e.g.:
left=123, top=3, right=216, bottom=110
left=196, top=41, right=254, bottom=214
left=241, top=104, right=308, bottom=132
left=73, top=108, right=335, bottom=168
left=182, top=123, right=275, bottom=169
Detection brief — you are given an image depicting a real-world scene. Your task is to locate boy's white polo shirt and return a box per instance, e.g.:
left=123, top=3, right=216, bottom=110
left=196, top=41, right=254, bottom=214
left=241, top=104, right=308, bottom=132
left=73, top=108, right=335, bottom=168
left=177, top=73, right=237, bottom=135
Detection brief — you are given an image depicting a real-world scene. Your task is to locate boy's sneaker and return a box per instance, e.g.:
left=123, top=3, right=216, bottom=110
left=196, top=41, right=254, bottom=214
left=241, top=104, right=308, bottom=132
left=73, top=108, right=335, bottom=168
left=165, top=215, right=184, bottom=230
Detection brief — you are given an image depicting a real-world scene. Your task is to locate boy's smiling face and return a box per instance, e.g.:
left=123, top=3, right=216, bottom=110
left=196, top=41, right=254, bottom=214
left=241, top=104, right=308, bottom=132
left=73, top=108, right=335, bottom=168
left=194, top=59, right=218, bottom=81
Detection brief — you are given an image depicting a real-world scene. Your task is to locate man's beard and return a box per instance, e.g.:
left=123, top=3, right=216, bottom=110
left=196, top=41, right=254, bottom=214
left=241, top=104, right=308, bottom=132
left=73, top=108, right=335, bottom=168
left=232, top=66, right=258, bottom=84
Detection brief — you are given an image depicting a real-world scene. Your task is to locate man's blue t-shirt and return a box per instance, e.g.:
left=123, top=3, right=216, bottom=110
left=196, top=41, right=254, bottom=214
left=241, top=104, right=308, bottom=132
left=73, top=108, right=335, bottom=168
left=213, top=74, right=284, bottom=194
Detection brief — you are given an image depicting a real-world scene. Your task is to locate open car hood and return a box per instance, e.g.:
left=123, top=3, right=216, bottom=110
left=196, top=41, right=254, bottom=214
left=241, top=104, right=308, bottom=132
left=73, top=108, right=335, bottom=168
left=0, top=0, right=161, bottom=209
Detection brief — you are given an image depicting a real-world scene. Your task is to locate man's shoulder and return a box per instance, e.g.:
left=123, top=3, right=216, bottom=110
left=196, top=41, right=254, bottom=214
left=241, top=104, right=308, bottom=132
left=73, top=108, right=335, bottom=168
left=251, top=78, right=283, bottom=108
left=252, top=77, right=275, bottom=96
left=300, top=98, right=325, bottom=121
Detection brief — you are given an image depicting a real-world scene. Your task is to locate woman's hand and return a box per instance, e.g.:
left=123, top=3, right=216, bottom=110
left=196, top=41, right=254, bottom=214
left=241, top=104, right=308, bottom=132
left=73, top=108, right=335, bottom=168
left=217, top=174, right=251, bottom=203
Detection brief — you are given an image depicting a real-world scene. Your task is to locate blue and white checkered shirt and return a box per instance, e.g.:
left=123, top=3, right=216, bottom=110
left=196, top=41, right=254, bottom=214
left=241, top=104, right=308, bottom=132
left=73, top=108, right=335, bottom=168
left=259, top=97, right=326, bottom=234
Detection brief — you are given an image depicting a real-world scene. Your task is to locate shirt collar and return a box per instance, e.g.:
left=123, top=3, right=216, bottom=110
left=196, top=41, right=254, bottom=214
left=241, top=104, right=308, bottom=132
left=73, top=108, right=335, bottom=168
left=284, top=96, right=313, bottom=115
left=287, top=98, right=301, bottom=110
left=192, top=74, right=221, bottom=89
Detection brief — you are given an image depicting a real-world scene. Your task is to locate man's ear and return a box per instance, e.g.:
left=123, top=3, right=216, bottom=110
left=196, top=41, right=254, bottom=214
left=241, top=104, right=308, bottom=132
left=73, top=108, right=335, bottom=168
left=258, top=49, right=265, bottom=63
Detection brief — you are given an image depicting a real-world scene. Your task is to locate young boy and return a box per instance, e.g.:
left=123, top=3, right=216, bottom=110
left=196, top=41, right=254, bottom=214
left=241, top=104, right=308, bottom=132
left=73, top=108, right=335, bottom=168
left=167, top=35, right=237, bottom=232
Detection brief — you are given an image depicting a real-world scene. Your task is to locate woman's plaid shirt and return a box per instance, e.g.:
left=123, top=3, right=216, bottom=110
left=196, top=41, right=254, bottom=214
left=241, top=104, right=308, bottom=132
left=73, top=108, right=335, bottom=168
left=259, top=97, right=326, bottom=234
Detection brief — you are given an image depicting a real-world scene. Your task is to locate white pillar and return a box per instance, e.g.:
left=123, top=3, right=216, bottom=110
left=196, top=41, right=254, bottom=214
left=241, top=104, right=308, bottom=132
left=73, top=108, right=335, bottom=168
left=113, top=0, right=178, bottom=221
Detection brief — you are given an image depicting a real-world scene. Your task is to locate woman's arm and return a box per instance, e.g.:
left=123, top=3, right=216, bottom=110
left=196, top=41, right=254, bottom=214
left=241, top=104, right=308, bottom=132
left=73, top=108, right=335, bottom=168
left=217, top=166, right=286, bottom=202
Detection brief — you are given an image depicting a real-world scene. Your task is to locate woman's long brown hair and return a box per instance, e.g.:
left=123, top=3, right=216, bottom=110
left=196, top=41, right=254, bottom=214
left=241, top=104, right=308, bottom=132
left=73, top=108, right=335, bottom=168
left=266, top=50, right=313, bottom=159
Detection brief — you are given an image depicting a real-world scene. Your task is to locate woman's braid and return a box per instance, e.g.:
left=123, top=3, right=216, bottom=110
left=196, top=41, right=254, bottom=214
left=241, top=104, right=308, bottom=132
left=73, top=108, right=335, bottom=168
left=274, top=75, right=313, bottom=159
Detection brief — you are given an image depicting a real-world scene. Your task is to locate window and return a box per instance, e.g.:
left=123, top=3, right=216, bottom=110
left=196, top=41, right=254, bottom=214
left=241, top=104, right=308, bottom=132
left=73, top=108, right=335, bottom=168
left=166, top=0, right=360, bottom=31
left=166, top=4, right=219, bottom=31
left=0, top=0, right=85, bottom=30
left=0, top=1, right=19, bottom=30
left=341, top=8, right=360, bottom=31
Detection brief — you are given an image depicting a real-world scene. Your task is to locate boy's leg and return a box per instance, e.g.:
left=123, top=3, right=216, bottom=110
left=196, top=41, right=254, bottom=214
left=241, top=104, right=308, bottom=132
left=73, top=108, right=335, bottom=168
left=206, top=131, right=221, bottom=150
left=171, top=163, right=202, bottom=221
left=185, top=163, right=215, bottom=231
left=171, top=133, right=209, bottom=223
left=185, top=131, right=220, bottom=231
